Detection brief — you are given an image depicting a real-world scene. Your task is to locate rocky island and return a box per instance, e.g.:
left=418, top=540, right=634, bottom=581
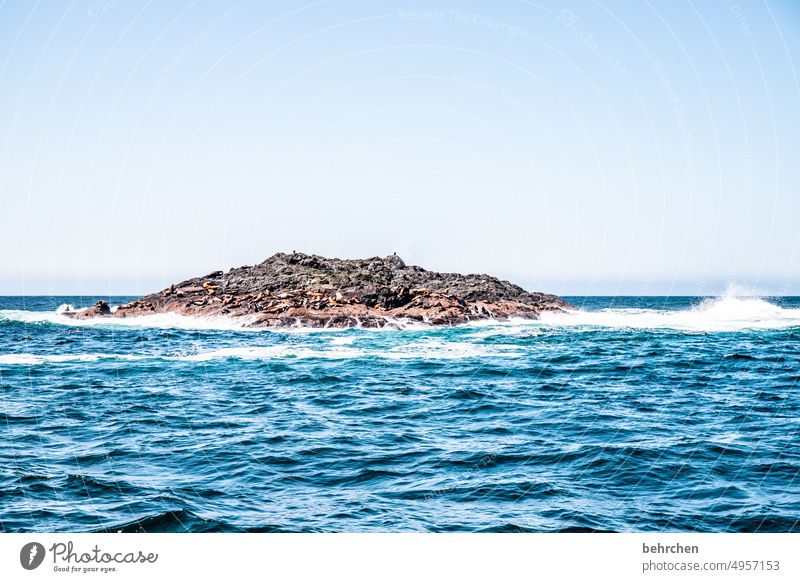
left=70, top=252, right=572, bottom=328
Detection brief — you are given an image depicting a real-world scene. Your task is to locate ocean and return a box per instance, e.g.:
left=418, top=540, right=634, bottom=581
left=1, top=295, right=798, bottom=532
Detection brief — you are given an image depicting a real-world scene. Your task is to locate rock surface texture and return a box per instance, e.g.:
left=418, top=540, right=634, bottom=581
left=71, top=253, right=572, bottom=328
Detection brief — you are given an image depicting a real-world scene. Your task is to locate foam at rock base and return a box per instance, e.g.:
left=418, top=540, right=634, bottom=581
left=1, top=292, right=799, bottom=334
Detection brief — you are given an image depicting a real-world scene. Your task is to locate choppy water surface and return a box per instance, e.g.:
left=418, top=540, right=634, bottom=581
left=1, top=295, right=798, bottom=532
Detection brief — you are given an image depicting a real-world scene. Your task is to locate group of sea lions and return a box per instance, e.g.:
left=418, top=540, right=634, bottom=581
left=66, top=252, right=572, bottom=328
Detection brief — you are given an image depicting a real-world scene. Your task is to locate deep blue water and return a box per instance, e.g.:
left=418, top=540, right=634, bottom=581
left=1, top=295, right=798, bottom=532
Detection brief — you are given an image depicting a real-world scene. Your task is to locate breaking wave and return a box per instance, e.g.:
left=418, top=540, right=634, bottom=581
left=0, top=306, right=430, bottom=332
left=0, top=307, right=255, bottom=331
left=541, top=294, right=800, bottom=332
left=0, top=353, right=143, bottom=365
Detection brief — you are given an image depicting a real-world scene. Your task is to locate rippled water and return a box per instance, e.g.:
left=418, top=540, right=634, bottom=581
left=1, top=295, right=798, bottom=532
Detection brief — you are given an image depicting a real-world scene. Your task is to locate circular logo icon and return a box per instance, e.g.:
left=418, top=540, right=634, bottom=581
left=20, top=542, right=46, bottom=570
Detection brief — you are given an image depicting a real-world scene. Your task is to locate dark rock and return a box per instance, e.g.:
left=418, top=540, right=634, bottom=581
left=385, top=253, right=406, bottom=269
left=73, top=252, right=572, bottom=327
left=92, top=301, right=111, bottom=316
left=69, top=300, right=111, bottom=319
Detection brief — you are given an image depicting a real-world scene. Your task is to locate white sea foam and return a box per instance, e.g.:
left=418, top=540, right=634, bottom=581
left=179, top=346, right=366, bottom=361
left=0, top=308, right=255, bottom=331
left=382, top=340, right=522, bottom=359
left=0, top=340, right=523, bottom=366
left=0, top=353, right=144, bottom=365
left=180, top=340, right=521, bottom=362
left=0, top=307, right=434, bottom=333
left=540, top=294, right=800, bottom=332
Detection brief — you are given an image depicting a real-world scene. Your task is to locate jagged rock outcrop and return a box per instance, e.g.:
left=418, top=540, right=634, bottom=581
left=70, top=253, right=572, bottom=328
left=75, top=300, right=112, bottom=318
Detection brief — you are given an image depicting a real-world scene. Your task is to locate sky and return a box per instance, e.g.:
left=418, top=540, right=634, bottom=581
left=0, top=0, right=799, bottom=296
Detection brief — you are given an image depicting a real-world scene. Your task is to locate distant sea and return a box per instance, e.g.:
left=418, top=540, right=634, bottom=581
left=1, top=295, right=798, bottom=532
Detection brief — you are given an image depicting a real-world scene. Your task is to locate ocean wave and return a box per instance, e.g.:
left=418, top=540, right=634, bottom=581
left=0, top=353, right=144, bottom=365
left=384, top=340, right=522, bottom=359
left=540, top=295, right=800, bottom=332
left=180, top=346, right=365, bottom=362
left=97, top=508, right=235, bottom=533
left=182, top=340, right=521, bottom=362
left=0, top=307, right=433, bottom=332
left=0, top=308, right=256, bottom=331
left=0, top=340, right=523, bottom=366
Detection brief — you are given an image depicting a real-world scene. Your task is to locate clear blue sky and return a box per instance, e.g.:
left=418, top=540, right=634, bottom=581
left=1, top=1, right=799, bottom=295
